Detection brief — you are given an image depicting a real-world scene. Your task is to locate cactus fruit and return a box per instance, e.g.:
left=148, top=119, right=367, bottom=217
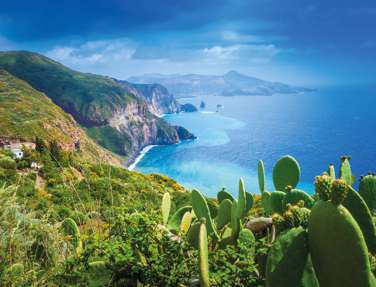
left=215, top=199, right=232, bottom=230
left=236, top=178, right=247, bottom=219
left=191, top=189, right=219, bottom=239
left=269, top=191, right=286, bottom=214
left=342, top=186, right=376, bottom=254
left=272, top=155, right=301, bottom=191
left=308, top=200, right=375, bottom=287
left=340, top=156, right=354, bottom=185
left=266, top=227, right=309, bottom=287
left=161, top=192, right=171, bottom=225
left=328, top=164, right=336, bottom=180
left=258, top=160, right=266, bottom=193
left=284, top=204, right=311, bottom=229
left=359, top=174, right=376, bottom=213
left=180, top=211, right=193, bottom=234
left=167, top=205, right=192, bottom=232
left=217, top=188, right=234, bottom=203
left=198, top=219, right=210, bottom=287
left=283, top=188, right=314, bottom=210
left=314, top=173, right=333, bottom=201
left=62, top=217, right=83, bottom=255
left=330, top=179, right=349, bottom=205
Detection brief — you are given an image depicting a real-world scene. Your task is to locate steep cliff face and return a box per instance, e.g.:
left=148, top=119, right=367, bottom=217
left=117, top=80, right=180, bottom=115
left=107, top=101, right=180, bottom=157
left=0, top=51, right=194, bottom=162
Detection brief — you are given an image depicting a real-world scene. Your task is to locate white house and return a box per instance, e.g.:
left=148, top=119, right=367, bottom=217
left=11, top=148, right=23, bottom=159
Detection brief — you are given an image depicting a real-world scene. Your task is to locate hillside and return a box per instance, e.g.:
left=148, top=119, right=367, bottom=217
left=0, top=51, right=194, bottom=160
left=129, top=70, right=314, bottom=98
left=0, top=69, right=120, bottom=165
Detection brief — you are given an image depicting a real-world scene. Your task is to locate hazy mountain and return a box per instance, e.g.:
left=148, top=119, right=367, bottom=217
left=129, top=70, right=314, bottom=98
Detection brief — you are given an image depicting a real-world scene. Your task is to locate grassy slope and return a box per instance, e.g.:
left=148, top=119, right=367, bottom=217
left=0, top=51, right=138, bottom=126
left=0, top=51, right=181, bottom=158
left=0, top=69, right=121, bottom=165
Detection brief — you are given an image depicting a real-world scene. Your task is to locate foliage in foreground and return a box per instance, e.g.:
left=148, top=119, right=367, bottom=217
left=1, top=141, right=376, bottom=286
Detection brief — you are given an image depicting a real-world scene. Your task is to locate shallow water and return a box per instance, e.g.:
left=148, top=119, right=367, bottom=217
left=136, top=87, right=376, bottom=197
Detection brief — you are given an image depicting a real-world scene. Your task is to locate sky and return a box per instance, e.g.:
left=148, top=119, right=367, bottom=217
left=0, top=0, right=375, bottom=86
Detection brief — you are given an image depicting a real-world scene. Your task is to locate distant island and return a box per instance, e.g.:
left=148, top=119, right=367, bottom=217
left=129, top=70, right=315, bottom=98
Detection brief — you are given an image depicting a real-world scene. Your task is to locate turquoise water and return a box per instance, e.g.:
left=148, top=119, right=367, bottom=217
left=136, top=88, right=376, bottom=197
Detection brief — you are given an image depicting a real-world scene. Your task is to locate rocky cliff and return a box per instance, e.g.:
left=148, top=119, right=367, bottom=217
left=0, top=51, right=194, bottom=162
left=117, top=80, right=181, bottom=115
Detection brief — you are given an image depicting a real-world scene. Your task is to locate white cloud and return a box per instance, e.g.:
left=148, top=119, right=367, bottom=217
left=202, top=44, right=280, bottom=63
left=46, top=39, right=136, bottom=67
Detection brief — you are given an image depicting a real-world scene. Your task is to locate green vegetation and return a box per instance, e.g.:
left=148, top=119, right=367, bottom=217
left=0, top=51, right=184, bottom=158
left=0, top=69, right=120, bottom=164
left=1, top=135, right=376, bottom=286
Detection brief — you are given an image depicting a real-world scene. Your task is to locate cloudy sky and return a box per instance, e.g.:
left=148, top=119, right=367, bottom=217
left=1, top=0, right=375, bottom=86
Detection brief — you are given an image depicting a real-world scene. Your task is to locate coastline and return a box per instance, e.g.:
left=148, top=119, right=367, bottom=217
left=127, top=145, right=158, bottom=171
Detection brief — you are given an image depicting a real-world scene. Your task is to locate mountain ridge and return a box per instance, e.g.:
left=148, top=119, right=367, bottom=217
left=128, top=70, right=314, bottom=98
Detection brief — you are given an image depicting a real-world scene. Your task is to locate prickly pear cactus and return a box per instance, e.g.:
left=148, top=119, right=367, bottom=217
left=258, top=160, right=266, bottom=193
left=244, top=192, right=254, bottom=217
left=328, top=164, right=336, bottom=180
left=266, top=227, right=309, bottom=287
left=359, top=173, right=376, bottom=214
left=236, top=178, right=247, bottom=219
left=215, top=199, right=232, bottom=230
left=161, top=192, right=171, bottom=225
left=180, top=211, right=193, bottom=234
left=217, top=188, right=234, bottom=203
left=198, top=219, right=210, bottom=287
left=308, top=200, right=375, bottom=287
left=272, top=155, right=301, bottom=191
left=269, top=191, right=286, bottom=214
left=191, top=189, right=219, bottom=239
left=231, top=200, right=241, bottom=241
left=62, top=217, right=83, bottom=255
left=187, top=222, right=200, bottom=248
left=342, top=185, right=376, bottom=254
left=340, top=156, right=354, bottom=185
left=283, top=187, right=315, bottom=210
left=167, top=205, right=192, bottom=232
left=314, top=173, right=333, bottom=201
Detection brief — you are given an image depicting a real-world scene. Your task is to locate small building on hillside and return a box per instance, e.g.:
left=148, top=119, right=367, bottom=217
left=11, top=148, right=23, bottom=159
left=0, top=138, right=35, bottom=159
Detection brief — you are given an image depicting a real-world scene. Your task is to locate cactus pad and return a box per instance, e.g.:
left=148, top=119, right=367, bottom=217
left=272, top=155, right=301, bottom=191
left=258, top=159, right=266, bottom=193
left=215, top=199, right=232, bottom=230
left=198, top=221, right=210, bottom=287
left=309, top=200, right=374, bottom=287
left=161, top=192, right=171, bottom=225
left=192, top=189, right=219, bottom=239
left=266, top=227, right=309, bottom=287
left=359, top=174, right=376, bottom=214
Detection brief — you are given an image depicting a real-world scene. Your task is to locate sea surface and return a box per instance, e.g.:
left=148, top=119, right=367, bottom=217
left=135, top=87, right=376, bottom=197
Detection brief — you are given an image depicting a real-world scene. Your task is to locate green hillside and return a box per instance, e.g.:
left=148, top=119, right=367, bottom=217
left=0, top=69, right=120, bottom=165
left=0, top=51, right=138, bottom=126
left=0, top=51, right=186, bottom=158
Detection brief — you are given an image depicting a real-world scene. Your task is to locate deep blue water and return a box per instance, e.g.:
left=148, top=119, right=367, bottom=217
left=136, top=88, right=376, bottom=197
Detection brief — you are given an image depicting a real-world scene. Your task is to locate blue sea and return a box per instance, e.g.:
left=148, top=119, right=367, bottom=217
left=135, top=87, right=376, bottom=197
